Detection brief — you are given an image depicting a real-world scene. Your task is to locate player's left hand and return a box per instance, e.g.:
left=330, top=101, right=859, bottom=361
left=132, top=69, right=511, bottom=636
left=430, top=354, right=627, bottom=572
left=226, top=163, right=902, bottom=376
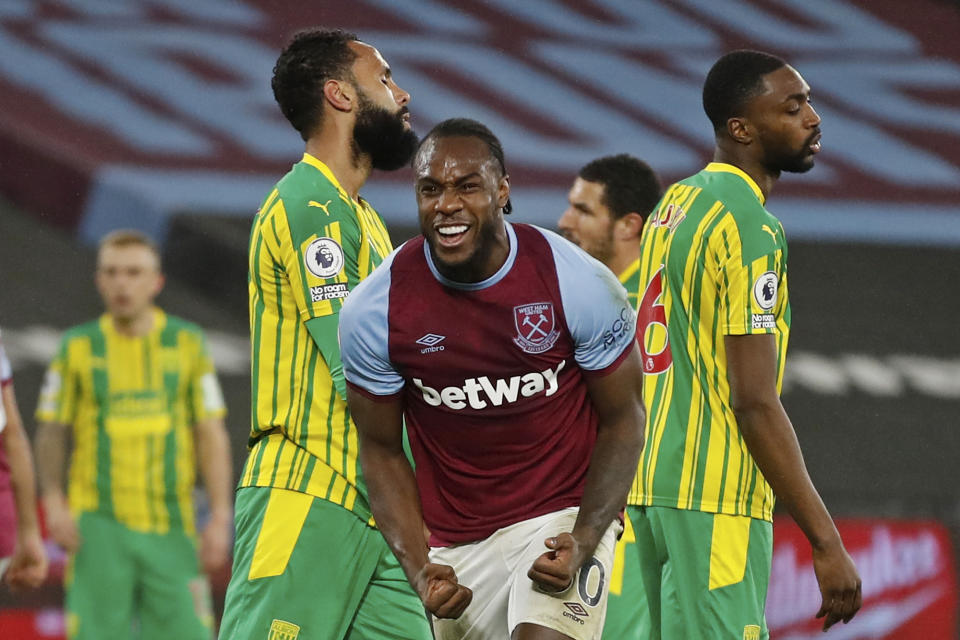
left=198, top=512, right=231, bottom=574
left=4, top=531, right=48, bottom=591
left=813, top=541, right=862, bottom=631
left=527, top=532, right=584, bottom=593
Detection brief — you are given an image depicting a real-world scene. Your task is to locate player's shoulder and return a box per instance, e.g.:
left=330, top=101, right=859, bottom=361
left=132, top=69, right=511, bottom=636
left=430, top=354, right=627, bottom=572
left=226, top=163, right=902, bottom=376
left=273, top=160, right=355, bottom=224
left=340, top=244, right=403, bottom=320
left=688, top=166, right=783, bottom=260
left=522, top=224, right=627, bottom=308
left=523, top=224, right=614, bottom=276
left=61, top=318, right=103, bottom=343
left=161, top=313, right=205, bottom=339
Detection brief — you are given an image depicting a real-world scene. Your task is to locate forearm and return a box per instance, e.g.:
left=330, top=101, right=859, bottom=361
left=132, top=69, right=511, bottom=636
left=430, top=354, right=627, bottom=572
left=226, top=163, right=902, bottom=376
left=737, top=402, right=840, bottom=550
left=306, top=316, right=347, bottom=401
left=196, top=419, right=233, bottom=520
left=360, top=443, right=430, bottom=584
left=34, top=422, right=69, bottom=509
left=3, top=408, right=41, bottom=535
left=573, top=404, right=645, bottom=558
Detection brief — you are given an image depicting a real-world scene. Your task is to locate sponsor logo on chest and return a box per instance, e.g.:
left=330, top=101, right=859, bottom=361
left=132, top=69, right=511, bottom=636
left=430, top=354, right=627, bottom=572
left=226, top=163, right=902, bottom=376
left=413, top=360, right=566, bottom=410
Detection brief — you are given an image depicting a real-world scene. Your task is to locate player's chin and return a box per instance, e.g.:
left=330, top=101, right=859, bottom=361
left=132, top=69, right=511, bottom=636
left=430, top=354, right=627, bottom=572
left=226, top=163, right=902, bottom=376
left=781, top=154, right=816, bottom=174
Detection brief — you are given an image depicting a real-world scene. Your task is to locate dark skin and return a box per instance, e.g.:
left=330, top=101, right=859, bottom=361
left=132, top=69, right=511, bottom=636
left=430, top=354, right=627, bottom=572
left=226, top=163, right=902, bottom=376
left=717, top=64, right=861, bottom=631
left=349, top=134, right=646, bottom=640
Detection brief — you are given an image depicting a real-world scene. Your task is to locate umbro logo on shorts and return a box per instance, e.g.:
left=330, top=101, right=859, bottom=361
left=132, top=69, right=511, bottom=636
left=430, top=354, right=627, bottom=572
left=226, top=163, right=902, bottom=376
left=268, top=619, right=300, bottom=640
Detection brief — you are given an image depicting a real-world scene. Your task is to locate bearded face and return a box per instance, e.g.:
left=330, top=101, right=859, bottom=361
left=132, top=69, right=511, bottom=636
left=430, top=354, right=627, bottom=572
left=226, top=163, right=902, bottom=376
left=352, top=91, right=419, bottom=171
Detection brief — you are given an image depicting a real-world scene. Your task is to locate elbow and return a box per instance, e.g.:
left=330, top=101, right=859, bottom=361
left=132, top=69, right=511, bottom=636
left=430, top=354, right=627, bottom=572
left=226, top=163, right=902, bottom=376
left=729, top=393, right=780, bottom=431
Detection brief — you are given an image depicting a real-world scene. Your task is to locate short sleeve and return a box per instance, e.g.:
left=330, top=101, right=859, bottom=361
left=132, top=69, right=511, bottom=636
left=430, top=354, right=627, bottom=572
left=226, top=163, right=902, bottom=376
left=542, top=229, right=637, bottom=372
left=188, top=331, right=227, bottom=422
left=36, top=335, right=79, bottom=425
left=280, top=192, right=363, bottom=322
left=718, top=225, right=787, bottom=336
left=339, top=251, right=404, bottom=396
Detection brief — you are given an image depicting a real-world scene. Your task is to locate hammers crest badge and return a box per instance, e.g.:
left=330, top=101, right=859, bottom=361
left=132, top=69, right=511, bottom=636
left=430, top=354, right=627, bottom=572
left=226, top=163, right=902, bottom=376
left=513, top=302, right=560, bottom=354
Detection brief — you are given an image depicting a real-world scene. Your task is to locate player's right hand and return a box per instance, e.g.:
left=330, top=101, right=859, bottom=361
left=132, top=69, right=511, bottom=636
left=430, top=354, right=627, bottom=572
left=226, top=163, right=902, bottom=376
left=5, top=530, right=48, bottom=591
left=812, top=541, right=862, bottom=631
left=413, top=562, right=472, bottom=619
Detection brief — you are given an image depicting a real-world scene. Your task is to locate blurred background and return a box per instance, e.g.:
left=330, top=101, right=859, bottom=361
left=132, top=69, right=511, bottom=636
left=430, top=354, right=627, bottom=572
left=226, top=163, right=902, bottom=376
left=0, top=0, right=958, bottom=638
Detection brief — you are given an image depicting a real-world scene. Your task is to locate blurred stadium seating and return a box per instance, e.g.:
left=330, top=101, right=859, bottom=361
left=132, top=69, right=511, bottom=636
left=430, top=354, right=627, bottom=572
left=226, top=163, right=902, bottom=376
left=0, top=1, right=958, bottom=637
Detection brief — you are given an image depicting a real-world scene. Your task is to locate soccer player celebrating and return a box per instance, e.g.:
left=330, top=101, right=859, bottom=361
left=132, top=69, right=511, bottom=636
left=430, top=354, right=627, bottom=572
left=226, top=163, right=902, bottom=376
left=557, top=157, right=664, bottom=638
left=35, top=230, right=232, bottom=639
left=558, top=154, right=662, bottom=309
left=0, top=329, right=47, bottom=591
left=218, top=29, right=429, bottom=639
left=340, top=118, right=646, bottom=640
left=629, top=50, right=861, bottom=637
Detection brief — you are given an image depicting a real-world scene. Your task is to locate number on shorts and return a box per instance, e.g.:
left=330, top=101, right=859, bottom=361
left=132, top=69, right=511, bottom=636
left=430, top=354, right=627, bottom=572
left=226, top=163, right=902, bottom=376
left=578, top=557, right=605, bottom=607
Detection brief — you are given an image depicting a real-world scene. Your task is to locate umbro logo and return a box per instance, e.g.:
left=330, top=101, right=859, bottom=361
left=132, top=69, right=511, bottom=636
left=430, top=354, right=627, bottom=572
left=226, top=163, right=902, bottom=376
left=416, top=333, right=445, bottom=354
left=562, top=601, right=588, bottom=625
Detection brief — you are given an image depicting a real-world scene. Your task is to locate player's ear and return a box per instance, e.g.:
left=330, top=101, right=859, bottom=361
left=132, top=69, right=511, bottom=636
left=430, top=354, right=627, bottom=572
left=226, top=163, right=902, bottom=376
left=153, top=273, right=166, bottom=297
left=727, top=116, right=753, bottom=145
left=616, top=212, right=645, bottom=240
left=496, top=175, right=510, bottom=210
left=323, top=79, right=353, bottom=113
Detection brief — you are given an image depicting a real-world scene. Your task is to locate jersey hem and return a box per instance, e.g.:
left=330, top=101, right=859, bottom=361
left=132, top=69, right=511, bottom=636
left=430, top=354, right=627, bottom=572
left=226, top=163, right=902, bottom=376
left=626, top=496, right=774, bottom=522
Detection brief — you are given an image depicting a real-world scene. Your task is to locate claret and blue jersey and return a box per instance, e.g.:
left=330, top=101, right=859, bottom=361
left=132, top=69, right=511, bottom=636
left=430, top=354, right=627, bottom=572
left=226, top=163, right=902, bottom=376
left=340, top=221, right=637, bottom=546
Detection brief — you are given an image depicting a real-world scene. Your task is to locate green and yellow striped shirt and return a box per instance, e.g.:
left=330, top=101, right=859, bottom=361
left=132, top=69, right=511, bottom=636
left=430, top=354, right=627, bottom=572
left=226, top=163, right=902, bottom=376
left=619, top=257, right=641, bottom=310
left=241, top=153, right=392, bottom=523
left=36, top=309, right=226, bottom=534
left=630, top=163, right=790, bottom=521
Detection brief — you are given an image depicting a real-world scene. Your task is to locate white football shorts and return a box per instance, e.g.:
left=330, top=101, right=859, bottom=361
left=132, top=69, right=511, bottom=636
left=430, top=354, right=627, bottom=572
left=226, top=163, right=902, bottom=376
left=429, top=507, right=621, bottom=640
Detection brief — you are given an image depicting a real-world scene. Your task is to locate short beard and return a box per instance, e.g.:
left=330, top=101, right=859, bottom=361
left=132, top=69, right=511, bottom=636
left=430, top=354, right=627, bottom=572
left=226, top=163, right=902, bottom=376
left=352, top=93, right=419, bottom=171
left=427, top=217, right=503, bottom=284
left=768, top=131, right=819, bottom=174
left=776, top=150, right=815, bottom=174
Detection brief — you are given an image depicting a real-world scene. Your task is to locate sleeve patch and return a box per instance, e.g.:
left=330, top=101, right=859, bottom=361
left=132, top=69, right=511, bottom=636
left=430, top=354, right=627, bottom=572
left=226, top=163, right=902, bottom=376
left=752, top=271, right=778, bottom=310
left=304, top=237, right=345, bottom=278
left=310, top=283, right=350, bottom=302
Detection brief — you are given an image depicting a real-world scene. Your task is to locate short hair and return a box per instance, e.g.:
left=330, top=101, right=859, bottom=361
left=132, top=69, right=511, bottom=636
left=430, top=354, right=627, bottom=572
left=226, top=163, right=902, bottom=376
left=702, top=50, right=787, bottom=133
left=577, top=154, right=662, bottom=222
left=98, top=229, right=161, bottom=267
left=417, top=118, right=512, bottom=214
left=272, top=29, right=359, bottom=141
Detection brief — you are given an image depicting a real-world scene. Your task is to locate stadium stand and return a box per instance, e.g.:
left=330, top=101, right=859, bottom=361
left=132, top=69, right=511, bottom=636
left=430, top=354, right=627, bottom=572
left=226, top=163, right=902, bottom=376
left=0, top=1, right=958, bottom=637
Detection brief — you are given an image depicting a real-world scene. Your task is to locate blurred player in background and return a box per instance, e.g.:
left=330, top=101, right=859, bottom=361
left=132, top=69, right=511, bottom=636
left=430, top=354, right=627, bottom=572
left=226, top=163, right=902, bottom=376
left=558, top=154, right=662, bottom=308
left=218, top=29, right=430, bottom=640
left=629, top=50, right=861, bottom=638
left=340, top=118, right=645, bottom=640
left=35, top=230, right=232, bottom=640
left=0, top=329, right=47, bottom=590
left=557, top=155, right=664, bottom=639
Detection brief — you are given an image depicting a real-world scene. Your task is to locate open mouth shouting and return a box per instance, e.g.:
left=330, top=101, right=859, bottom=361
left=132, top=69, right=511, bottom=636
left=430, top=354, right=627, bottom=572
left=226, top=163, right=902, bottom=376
left=435, top=223, right=470, bottom=248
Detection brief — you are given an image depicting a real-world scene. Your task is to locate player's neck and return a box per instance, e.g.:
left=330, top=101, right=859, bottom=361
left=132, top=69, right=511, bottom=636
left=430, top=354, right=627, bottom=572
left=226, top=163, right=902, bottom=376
left=305, top=125, right=371, bottom=201
left=711, top=148, right=778, bottom=202
left=607, top=243, right=640, bottom=280
left=110, top=307, right=155, bottom=337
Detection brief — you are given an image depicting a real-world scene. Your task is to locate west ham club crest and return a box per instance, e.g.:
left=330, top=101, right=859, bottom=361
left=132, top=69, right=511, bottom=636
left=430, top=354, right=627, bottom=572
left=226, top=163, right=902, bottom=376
left=513, top=302, right=560, bottom=354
